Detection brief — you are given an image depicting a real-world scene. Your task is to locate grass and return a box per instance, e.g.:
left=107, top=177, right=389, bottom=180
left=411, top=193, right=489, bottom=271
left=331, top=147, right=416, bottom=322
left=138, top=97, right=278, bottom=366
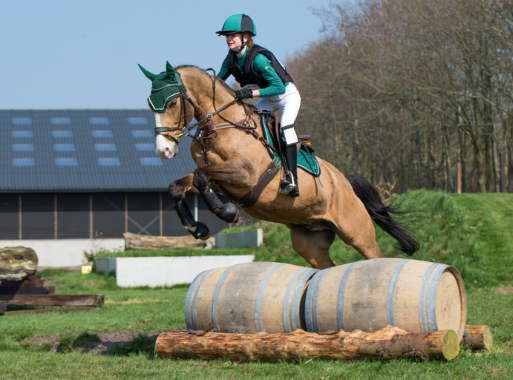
left=0, top=190, right=512, bottom=379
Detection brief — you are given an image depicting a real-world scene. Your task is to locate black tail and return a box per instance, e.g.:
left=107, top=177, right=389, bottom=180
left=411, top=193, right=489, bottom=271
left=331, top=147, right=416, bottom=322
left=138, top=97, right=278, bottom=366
left=345, top=174, right=419, bottom=256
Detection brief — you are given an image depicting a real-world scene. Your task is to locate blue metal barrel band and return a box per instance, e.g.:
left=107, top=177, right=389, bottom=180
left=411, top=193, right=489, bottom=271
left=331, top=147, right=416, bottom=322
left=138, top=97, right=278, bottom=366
left=427, top=264, right=449, bottom=332
left=190, top=269, right=213, bottom=330
left=254, top=263, right=285, bottom=332
left=337, top=262, right=357, bottom=331
left=419, top=263, right=438, bottom=332
left=212, top=265, right=239, bottom=331
left=290, top=269, right=318, bottom=331
left=282, top=268, right=309, bottom=333
left=386, top=259, right=410, bottom=326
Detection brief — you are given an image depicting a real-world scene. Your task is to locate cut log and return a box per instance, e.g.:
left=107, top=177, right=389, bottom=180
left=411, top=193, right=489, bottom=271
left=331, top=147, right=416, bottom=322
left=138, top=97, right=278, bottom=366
left=0, top=294, right=104, bottom=307
left=464, top=325, right=493, bottom=350
left=0, top=247, right=38, bottom=281
left=123, top=232, right=213, bottom=251
left=155, top=325, right=460, bottom=362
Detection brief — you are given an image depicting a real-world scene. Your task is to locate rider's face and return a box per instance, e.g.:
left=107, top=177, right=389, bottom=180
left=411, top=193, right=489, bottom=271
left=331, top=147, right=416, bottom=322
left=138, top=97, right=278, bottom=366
left=225, top=34, right=244, bottom=52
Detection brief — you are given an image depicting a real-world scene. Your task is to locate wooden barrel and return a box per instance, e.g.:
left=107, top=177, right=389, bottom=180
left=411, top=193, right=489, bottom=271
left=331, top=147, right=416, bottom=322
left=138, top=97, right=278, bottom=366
left=185, top=262, right=318, bottom=334
left=304, top=258, right=467, bottom=341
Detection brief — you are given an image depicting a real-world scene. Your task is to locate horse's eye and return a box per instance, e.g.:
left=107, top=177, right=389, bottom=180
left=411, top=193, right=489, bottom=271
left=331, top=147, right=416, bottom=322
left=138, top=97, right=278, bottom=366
left=168, top=100, right=177, bottom=109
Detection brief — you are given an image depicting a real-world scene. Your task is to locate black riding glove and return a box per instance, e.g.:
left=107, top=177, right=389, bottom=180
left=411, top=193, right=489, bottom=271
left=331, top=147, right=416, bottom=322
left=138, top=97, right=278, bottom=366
left=236, top=88, right=253, bottom=100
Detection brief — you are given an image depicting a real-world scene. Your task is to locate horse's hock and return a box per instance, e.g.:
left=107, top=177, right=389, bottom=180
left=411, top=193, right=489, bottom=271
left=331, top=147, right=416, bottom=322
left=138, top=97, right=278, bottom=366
left=304, top=258, right=467, bottom=341
left=185, top=259, right=467, bottom=341
left=0, top=246, right=38, bottom=281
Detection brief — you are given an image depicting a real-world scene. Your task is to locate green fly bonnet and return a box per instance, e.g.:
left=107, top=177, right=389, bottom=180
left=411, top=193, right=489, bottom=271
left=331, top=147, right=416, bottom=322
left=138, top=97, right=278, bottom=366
left=138, top=61, right=187, bottom=113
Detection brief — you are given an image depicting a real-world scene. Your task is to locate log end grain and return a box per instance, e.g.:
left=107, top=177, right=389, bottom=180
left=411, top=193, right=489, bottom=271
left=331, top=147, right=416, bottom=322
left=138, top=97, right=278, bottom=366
left=464, top=325, right=493, bottom=350
left=441, top=330, right=460, bottom=361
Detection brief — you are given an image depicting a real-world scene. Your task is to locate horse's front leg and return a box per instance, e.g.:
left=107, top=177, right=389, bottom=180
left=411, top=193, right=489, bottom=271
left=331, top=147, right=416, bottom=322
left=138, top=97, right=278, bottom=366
left=168, top=174, right=210, bottom=240
left=192, top=163, right=252, bottom=224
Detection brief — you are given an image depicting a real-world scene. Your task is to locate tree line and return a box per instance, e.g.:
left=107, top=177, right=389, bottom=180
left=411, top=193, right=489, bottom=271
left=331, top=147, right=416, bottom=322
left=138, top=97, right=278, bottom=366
left=287, top=0, right=513, bottom=193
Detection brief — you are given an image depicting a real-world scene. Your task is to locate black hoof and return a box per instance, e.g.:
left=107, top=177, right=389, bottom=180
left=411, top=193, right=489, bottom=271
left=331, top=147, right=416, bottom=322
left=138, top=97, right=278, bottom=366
left=187, top=221, right=210, bottom=240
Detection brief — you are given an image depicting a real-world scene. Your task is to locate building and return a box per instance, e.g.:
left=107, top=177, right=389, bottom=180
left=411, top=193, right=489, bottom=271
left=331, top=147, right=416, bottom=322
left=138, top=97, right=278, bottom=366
left=0, top=109, right=232, bottom=242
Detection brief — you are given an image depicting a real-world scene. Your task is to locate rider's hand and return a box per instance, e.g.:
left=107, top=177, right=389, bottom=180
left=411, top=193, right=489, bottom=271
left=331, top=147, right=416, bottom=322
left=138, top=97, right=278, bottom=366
left=235, top=88, right=253, bottom=100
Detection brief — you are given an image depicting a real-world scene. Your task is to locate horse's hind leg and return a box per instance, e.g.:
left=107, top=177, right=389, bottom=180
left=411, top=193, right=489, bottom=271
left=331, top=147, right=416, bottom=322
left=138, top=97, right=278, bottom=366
left=288, top=224, right=336, bottom=269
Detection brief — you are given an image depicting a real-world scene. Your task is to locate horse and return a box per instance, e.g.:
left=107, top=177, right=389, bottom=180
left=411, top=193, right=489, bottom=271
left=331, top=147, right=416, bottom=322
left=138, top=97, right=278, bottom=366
left=138, top=62, right=418, bottom=269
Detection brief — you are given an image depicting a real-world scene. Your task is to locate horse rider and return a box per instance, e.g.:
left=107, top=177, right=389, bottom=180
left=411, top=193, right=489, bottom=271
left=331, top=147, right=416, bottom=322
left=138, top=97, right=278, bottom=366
left=216, top=14, right=302, bottom=198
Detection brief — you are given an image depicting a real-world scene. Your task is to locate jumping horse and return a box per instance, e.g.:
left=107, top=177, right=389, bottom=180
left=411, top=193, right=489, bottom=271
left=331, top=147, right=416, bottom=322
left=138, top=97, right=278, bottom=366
left=139, top=62, right=418, bottom=269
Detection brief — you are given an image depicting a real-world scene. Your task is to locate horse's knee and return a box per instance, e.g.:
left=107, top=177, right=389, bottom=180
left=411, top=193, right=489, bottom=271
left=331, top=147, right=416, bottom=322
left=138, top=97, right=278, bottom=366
left=168, top=181, right=185, bottom=203
left=193, top=169, right=210, bottom=192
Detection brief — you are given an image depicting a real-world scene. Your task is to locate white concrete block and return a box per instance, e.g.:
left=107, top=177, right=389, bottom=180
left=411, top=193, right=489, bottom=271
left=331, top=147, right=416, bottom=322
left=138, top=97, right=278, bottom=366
left=0, top=239, right=124, bottom=267
left=115, top=255, right=255, bottom=287
left=215, top=229, right=263, bottom=249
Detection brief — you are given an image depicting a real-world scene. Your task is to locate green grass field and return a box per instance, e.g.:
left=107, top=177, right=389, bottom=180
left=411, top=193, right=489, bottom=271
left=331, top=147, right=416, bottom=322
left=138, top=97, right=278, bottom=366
left=1, top=191, right=512, bottom=379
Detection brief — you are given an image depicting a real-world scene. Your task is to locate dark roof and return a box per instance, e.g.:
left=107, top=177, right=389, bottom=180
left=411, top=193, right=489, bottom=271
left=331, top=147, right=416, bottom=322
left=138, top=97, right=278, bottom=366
left=0, top=110, right=197, bottom=192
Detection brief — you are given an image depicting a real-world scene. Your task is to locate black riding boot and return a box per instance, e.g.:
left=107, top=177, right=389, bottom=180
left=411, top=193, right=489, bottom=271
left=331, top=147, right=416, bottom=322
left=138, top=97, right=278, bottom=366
left=280, top=144, right=300, bottom=197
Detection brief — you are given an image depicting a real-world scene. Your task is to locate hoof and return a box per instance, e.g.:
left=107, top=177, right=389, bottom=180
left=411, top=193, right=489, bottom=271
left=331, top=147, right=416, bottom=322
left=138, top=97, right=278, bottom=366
left=187, top=222, right=210, bottom=240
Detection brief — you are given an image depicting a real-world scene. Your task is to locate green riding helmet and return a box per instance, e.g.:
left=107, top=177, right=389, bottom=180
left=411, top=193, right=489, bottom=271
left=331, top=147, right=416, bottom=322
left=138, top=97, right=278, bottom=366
left=216, top=14, right=257, bottom=36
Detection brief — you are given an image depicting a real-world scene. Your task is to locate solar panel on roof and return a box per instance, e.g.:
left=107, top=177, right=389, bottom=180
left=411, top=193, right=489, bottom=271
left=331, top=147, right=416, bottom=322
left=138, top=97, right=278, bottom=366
left=127, top=117, right=148, bottom=124
left=12, top=117, right=32, bottom=125
left=52, top=130, right=73, bottom=138
left=135, top=143, right=154, bottom=151
left=131, top=130, right=153, bottom=138
left=140, top=157, right=163, bottom=166
left=13, top=158, right=35, bottom=166
left=12, top=130, right=33, bottom=138
left=12, top=144, right=34, bottom=152
left=98, top=157, right=120, bottom=166
left=92, top=130, right=113, bottom=138
left=51, top=117, right=71, bottom=125
left=89, top=117, right=110, bottom=125
left=53, top=144, right=75, bottom=152
left=55, top=158, right=78, bottom=166
left=94, top=143, right=116, bottom=151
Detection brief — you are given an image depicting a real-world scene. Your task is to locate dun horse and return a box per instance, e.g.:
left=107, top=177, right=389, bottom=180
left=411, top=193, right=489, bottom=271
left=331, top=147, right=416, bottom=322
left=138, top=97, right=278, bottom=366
left=139, top=62, right=418, bottom=269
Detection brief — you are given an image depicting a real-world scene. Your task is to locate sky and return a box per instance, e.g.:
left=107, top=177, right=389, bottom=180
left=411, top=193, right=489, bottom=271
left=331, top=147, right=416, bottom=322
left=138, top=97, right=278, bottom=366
left=1, top=0, right=342, bottom=110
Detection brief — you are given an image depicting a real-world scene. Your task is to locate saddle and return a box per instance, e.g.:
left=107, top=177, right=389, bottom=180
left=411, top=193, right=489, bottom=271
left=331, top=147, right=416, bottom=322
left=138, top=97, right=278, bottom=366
left=263, top=112, right=314, bottom=154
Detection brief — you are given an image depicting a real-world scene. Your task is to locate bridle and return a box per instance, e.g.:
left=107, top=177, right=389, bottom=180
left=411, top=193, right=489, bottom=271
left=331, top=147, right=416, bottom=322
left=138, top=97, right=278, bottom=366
left=153, top=68, right=267, bottom=165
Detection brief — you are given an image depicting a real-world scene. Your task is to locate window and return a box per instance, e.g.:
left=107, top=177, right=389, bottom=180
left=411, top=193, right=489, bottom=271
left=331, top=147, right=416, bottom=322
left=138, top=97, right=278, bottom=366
left=94, top=143, right=116, bottom=151
left=53, top=144, right=75, bottom=152
left=135, top=143, right=154, bottom=151
left=50, top=117, right=71, bottom=125
left=131, top=130, right=153, bottom=138
left=12, top=117, right=31, bottom=125
left=98, top=157, right=120, bottom=166
left=127, top=117, right=148, bottom=125
left=52, top=130, right=73, bottom=138
left=55, top=158, right=78, bottom=166
left=89, top=117, right=109, bottom=125
left=13, top=158, right=35, bottom=166
left=92, top=130, right=113, bottom=138
left=12, top=144, right=34, bottom=152
left=139, top=157, right=163, bottom=166
left=12, top=130, right=33, bottom=138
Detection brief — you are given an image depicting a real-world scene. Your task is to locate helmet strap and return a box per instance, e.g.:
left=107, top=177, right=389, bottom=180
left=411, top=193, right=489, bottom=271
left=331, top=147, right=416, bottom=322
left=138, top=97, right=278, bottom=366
left=234, top=33, right=246, bottom=55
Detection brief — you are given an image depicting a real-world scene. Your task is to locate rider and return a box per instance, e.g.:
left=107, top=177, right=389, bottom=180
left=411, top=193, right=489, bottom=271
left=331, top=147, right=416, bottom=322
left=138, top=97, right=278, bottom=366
left=216, top=14, right=302, bottom=197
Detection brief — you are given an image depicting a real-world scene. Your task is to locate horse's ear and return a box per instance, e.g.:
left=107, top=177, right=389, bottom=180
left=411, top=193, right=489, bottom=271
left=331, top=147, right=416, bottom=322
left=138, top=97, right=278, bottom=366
left=138, top=64, right=156, bottom=81
left=166, top=61, right=176, bottom=78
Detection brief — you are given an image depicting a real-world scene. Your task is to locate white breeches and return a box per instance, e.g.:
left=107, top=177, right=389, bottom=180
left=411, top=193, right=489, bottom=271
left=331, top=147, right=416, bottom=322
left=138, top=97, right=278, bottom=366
left=253, top=83, right=301, bottom=127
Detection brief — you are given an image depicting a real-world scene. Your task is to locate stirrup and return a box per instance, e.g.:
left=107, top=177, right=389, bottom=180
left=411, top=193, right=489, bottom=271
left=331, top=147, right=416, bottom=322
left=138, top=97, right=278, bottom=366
left=280, top=171, right=297, bottom=194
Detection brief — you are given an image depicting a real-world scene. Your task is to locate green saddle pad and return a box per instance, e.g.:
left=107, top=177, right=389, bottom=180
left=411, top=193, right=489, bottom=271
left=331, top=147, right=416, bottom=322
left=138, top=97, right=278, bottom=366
left=261, top=115, right=321, bottom=177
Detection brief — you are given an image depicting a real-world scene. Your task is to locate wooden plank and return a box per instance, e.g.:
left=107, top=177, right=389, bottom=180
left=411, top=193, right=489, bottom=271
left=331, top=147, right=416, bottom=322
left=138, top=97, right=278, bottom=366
left=0, top=294, right=104, bottom=307
left=0, top=279, right=45, bottom=287
left=0, top=301, right=6, bottom=315
left=0, top=286, right=53, bottom=295
left=5, top=307, right=96, bottom=315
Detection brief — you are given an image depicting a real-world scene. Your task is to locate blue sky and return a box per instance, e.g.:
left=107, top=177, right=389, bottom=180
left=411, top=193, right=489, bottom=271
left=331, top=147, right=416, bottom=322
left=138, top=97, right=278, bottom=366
left=1, top=0, right=341, bottom=110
